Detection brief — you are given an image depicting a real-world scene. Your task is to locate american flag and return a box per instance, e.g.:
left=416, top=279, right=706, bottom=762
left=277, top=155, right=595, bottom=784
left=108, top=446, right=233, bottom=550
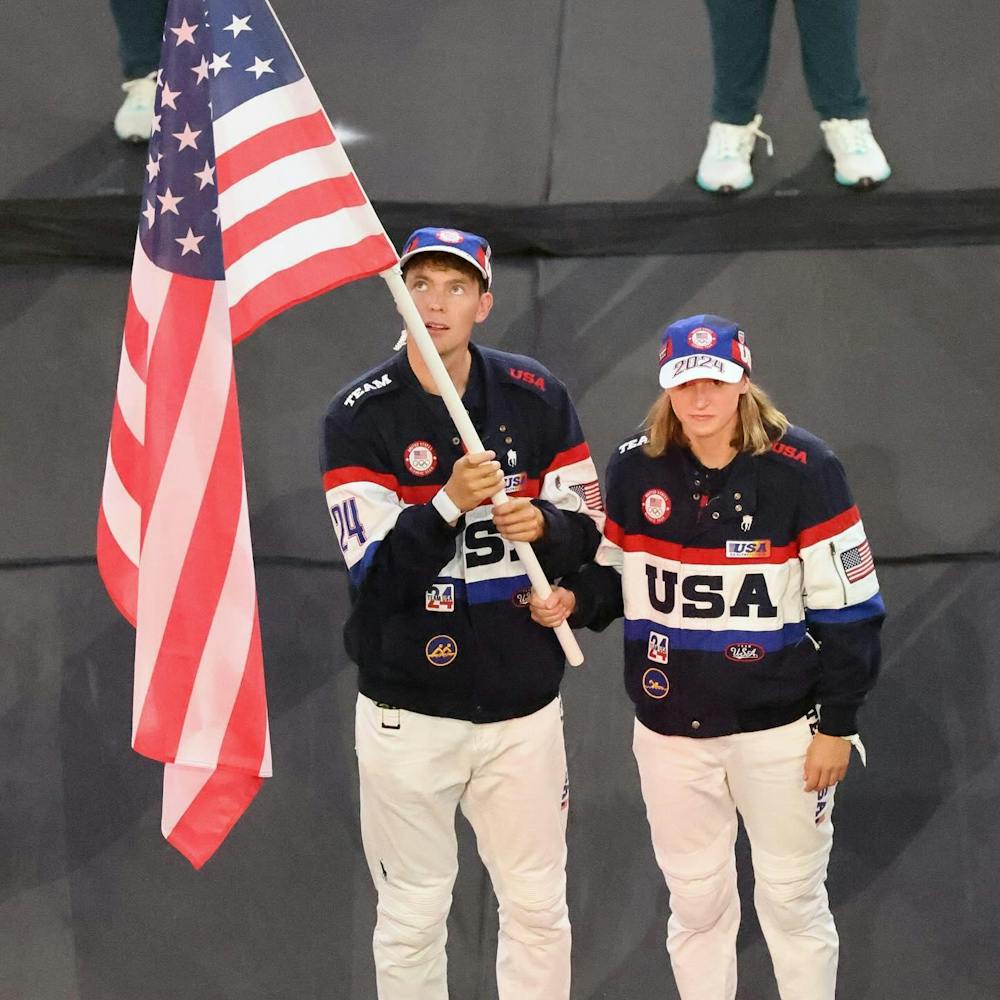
left=97, top=0, right=397, bottom=868
left=569, top=480, right=605, bottom=512
left=840, top=539, right=875, bottom=583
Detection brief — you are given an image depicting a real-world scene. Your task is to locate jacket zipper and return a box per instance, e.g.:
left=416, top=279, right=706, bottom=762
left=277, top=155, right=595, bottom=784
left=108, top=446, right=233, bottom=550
left=829, top=541, right=848, bottom=604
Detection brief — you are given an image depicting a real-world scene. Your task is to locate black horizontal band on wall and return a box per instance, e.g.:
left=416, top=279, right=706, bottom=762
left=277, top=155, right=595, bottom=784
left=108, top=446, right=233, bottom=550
left=2, top=189, right=1000, bottom=266
left=3, top=551, right=999, bottom=572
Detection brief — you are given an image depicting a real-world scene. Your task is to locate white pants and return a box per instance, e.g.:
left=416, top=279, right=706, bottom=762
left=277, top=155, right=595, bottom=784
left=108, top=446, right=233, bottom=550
left=633, top=716, right=838, bottom=1000
left=355, top=694, right=571, bottom=1000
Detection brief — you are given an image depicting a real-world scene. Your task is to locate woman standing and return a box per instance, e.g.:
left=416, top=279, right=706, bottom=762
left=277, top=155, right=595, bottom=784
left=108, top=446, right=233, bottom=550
left=531, top=314, right=884, bottom=999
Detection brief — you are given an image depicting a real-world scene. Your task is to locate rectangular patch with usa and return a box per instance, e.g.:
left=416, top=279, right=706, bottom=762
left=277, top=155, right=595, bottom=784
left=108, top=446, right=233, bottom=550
left=725, top=539, right=772, bottom=559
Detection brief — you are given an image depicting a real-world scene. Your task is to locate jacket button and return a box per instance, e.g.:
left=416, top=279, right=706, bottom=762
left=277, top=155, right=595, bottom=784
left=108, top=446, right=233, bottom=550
left=691, top=720, right=701, bottom=730
left=734, top=492, right=742, bottom=500
left=711, top=511, right=720, bottom=520
left=692, top=492, right=700, bottom=500
left=452, top=436, right=460, bottom=446
left=499, top=425, right=507, bottom=432
left=735, top=504, right=743, bottom=512
left=505, top=436, right=513, bottom=444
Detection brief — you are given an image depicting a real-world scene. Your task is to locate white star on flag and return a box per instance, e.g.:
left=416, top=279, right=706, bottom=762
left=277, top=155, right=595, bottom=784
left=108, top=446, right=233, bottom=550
left=151, top=113, right=162, bottom=134
left=156, top=187, right=184, bottom=215
left=191, top=55, right=210, bottom=84
left=142, top=200, right=156, bottom=229
left=193, top=161, right=216, bottom=189
left=175, top=228, right=206, bottom=255
left=160, top=82, right=181, bottom=109
left=170, top=17, right=199, bottom=45
left=172, top=122, right=202, bottom=151
left=209, top=51, right=231, bottom=75
left=145, top=154, right=162, bottom=181
left=223, top=14, right=252, bottom=37
left=245, top=56, right=274, bottom=80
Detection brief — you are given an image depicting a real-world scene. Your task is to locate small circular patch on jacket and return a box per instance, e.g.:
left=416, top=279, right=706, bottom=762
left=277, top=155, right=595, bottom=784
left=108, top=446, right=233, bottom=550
left=425, top=635, right=458, bottom=666
left=404, top=440, right=438, bottom=476
left=642, top=667, right=670, bottom=699
left=725, top=642, right=765, bottom=663
left=511, top=587, right=532, bottom=609
left=642, top=488, right=672, bottom=524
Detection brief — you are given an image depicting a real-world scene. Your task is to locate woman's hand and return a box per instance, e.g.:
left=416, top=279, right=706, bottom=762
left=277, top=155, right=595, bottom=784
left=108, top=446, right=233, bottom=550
left=803, top=733, right=852, bottom=792
left=529, top=586, right=577, bottom=628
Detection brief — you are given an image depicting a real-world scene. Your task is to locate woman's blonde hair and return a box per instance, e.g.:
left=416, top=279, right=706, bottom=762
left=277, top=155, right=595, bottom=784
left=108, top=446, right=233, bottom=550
left=643, top=381, right=789, bottom=458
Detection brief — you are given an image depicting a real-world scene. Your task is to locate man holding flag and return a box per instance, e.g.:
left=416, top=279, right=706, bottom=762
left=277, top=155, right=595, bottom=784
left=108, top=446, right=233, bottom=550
left=322, top=228, right=605, bottom=998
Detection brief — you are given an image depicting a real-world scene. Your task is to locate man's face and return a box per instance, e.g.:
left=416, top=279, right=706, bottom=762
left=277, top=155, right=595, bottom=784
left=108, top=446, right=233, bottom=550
left=666, top=376, right=748, bottom=443
left=403, top=260, right=493, bottom=361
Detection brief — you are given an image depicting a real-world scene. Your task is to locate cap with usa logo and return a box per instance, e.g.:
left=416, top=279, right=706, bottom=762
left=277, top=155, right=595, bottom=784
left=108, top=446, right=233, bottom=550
left=658, top=314, right=753, bottom=389
left=399, top=227, right=493, bottom=290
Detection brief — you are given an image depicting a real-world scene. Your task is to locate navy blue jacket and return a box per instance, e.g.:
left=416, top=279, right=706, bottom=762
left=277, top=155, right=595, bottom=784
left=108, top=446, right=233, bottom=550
left=566, top=426, right=884, bottom=737
left=322, top=344, right=604, bottom=722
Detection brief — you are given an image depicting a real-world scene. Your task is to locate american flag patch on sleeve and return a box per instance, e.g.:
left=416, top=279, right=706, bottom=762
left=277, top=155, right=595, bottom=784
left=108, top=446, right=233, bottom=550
left=840, top=539, right=875, bottom=582
left=569, top=480, right=604, bottom=511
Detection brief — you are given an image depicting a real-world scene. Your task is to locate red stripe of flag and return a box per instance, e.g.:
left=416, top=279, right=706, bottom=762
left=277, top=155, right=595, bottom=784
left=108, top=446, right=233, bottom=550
left=216, top=110, right=334, bottom=190
left=164, top=608, right=267, bottom=869
left=96, top=506, right=138, bottom=625
left=214, top=603, right=268, bottom=772
left=222, top=175, right=369, bottom=267
left=123, top=291, right=149, bottom=380
left=166, top=769, right=264, bottom=871
left=133, top=370, right=245, bottom=762
left=229, top=235, right=397, bottom=343
left=140, top=276, right=215, bottom=543
left=109, top=402, right=144, bottom=503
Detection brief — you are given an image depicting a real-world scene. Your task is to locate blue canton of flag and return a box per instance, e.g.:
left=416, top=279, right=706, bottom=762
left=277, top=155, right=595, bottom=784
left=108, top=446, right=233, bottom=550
left=142, top=0, right=308, bottom=280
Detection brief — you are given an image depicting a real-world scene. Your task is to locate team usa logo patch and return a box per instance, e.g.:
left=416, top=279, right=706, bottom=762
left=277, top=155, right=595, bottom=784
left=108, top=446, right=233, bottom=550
left=504, top=471, right=526, bottom=493
left=726, top=539, right=772, bottom=559
left=404, top=440, right=438, bottom=476
left=642, top=667, right=670, bottom=699
left=425, top=583, right=455, bottom=613
left=425, top=634, right=458, bottom=666
left=687, top=326, right=718, bottom=350
left=642, top=488, right=672, bottom=524
left=647, top=631, right=669, bottom=664
left=511, top=587, right=532, bottom=609
left=725, top=642, right=765, bottom=663
left=434, top=228, right=464, bottom=244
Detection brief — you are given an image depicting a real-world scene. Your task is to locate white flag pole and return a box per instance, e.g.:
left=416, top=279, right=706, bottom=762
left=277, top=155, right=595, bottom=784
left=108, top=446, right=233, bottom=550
left=380, top=265, right=585, bottom=667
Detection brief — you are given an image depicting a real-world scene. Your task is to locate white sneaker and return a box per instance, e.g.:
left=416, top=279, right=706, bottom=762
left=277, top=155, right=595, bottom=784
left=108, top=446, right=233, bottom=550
left=820, top=118, right=891, bottom=188
left=114, top=72, right=157, bottom=143
left=696, top=114, right=774, bottom=194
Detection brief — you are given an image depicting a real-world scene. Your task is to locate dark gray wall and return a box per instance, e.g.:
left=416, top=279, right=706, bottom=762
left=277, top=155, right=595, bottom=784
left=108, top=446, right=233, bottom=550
left=3, top=1, right=999, bottom=998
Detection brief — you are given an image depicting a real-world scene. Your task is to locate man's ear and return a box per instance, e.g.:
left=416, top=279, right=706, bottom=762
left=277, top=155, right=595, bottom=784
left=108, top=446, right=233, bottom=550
left=474, top=291, right=494, bottom=324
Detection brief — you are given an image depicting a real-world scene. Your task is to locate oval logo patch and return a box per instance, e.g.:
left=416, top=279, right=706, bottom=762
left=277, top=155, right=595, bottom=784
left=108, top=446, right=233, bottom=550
left=725, top=642, right=765, bottom=663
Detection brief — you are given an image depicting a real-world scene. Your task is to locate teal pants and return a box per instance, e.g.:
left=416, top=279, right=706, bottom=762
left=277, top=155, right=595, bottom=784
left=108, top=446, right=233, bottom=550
left=109, top=0, right=169, bottom=79
left=705, top=0, right=870, bottom=123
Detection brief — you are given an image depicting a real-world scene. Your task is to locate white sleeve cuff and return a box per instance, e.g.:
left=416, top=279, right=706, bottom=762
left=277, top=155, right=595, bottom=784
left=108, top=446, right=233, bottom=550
left=432, top=488, right=463, bottom=527
left=840, top=734, right=867, bottom=767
